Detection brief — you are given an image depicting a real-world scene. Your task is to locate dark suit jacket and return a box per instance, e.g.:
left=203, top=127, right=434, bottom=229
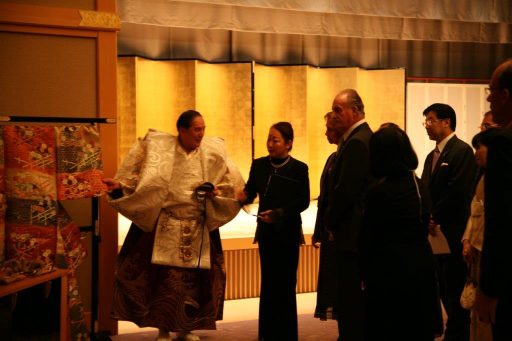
left=313, top=152, right=336, bottom=241
left=421, top=135, right=477, bottom=250
left=480, top=128, right=512, bottom=298
left=325, top=122, right=373, bottom=252
left=244, top=156, right=310, bottom=244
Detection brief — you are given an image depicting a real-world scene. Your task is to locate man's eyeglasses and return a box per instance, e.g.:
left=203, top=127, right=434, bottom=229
left=485, top=87, right=500, bottom=96
left=480, top=122, right=498, bottom=130
left=422, top=119, right=443, bottom=127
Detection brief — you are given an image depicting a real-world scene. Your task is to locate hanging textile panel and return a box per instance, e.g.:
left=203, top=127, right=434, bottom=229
left=0, top=128, right=5, bottom=263
left=55, top=124, right=106, bottom=200
left=1, top=125, right=92, bottom=341
left=3, top=126, right=58, bottom=272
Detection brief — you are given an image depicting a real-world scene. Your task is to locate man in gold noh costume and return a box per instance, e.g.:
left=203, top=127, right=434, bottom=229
left=103, top=110, right=243, bottom=341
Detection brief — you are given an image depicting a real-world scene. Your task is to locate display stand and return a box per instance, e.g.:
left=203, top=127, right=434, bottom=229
left=0, top=269, right=70, bottom=340
left=0, top=115, right=116, bottom=340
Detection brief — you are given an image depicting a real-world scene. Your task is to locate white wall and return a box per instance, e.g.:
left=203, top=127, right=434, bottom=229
left=406, top=83, right=489, bottom=175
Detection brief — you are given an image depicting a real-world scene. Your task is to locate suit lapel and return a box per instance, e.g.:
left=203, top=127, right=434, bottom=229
left=431, top=135, right=457, bottom=177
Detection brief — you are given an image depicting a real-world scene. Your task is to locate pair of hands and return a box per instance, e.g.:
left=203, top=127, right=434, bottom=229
left=236, top=190, right=274, bottom=223
left=102, top=178, right=121, bottom=192
left=311, top=231, right=334, bottom=249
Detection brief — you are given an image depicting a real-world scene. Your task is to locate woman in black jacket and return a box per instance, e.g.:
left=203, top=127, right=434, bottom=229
left=238, top=121, right=310, bottom=341
left=361, top=124, right=439, bottom=341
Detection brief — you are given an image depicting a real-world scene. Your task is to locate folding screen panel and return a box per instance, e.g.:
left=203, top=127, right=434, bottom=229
left=358, top=68, right=405, bottom=130
left=135, top=59, right=196, bottom=138
left=117, top=57, right=137, bottom=165
left=195, top=61, right=253, bottom=178
left=253, top=65, right=308, bottom=160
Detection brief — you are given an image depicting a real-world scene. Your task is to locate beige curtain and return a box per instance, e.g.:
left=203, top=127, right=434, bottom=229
left=117, top=1, right=512, bottom=79
left=120, top=0, right=511, bottom=43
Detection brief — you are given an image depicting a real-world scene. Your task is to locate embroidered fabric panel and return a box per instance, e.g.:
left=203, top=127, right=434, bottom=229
left=0, top=128, right=5, bottom=263
left=56, top=125, right=106, bottom=200
left=3, top=126, right=58, bottom=273
left=56, top=203, right=87, bottom=271
left=1, top=125, right=93, bottom=340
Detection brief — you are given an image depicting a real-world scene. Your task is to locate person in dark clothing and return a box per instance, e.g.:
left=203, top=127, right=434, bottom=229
left=313, top=112, right=345, bottom=324
left=476, top=59, right=512, bottom=341
left=237, top=121, right=310, bottom=341
left=325, top=89, right=373, bottom=341
left=361, top=125, right=439, bottom=341
left=421, top=103, right=477, bottom=341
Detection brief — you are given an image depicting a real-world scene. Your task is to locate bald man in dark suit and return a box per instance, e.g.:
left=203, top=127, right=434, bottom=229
left=325, top=89, right=373, bottom=341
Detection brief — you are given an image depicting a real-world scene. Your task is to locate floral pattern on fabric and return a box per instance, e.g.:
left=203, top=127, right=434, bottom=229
left=57, top=204, right=87, bottom=271
left=0, top=128, right=5, bottom=263
left=56, top=125, right=106, bottom=200
left=6, top=224, right=56, bottom=273
left=68, top=274, right=89, bottom=340
left=3, top=126, right=57, bottom=177
left=3, top=126, right=58, bottom=273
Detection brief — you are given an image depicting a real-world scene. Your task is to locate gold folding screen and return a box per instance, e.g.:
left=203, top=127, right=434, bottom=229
left=116, top=57, right=253, bottom=177
left=358, top=68, right=406, bottom=130
left=117, top=57, right=405, bottom=199
left=195, top=61, right=253, bottom=177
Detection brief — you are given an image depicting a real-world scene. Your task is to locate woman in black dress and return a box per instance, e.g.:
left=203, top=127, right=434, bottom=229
left=238, top=122, right=310, bottom=341
left=361, top=125, right=439, bottom=341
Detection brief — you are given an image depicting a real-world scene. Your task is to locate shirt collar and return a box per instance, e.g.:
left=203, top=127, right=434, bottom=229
left=436, top=132, right=455, bottom=154
left=176, top=142, right=199, bottom=158
left=341, top=119, right=366, bottom=145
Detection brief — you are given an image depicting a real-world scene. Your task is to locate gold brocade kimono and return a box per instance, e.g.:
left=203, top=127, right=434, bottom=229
left=109, top=129, right=243, bottom=269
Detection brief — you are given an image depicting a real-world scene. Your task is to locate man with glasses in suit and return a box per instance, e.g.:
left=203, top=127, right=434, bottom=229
left=421, top=103, right=477, bottom=341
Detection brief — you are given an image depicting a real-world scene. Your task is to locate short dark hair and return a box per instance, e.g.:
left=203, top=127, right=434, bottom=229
left=471, top=127, right=500, bottom=149
left=271, top=121, right=294, bottom=151
left=369, top=125, right=418, bottom=177
left=379, top=122, right=400, bottom=129
left=423, top=103, right=456, bottom=131
left=177, top=110, right=202, bottom=130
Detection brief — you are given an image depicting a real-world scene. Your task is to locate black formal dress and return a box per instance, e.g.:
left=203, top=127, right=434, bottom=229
left=421, top=135, right=477, bottom=341
left=244, top=156, right=310, bottom=341
left=481, top=128, right=512, bottom=341
left=361, top=173, right=438, bottom=341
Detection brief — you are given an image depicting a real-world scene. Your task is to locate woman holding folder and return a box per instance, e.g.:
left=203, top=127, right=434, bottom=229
left=237, top=121, right=310, bottom=341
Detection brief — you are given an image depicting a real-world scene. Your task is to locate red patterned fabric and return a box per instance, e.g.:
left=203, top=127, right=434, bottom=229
left=56, top=125, right=106, bottom=200
left=3, top=126, right=58, bottom=272
left=1, top=125, right=95, bottom=340
left=0, top=128, right=5, bottom=262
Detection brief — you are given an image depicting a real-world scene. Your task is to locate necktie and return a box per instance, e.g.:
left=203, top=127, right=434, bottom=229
left=431, top=146, right=440, bottom=173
